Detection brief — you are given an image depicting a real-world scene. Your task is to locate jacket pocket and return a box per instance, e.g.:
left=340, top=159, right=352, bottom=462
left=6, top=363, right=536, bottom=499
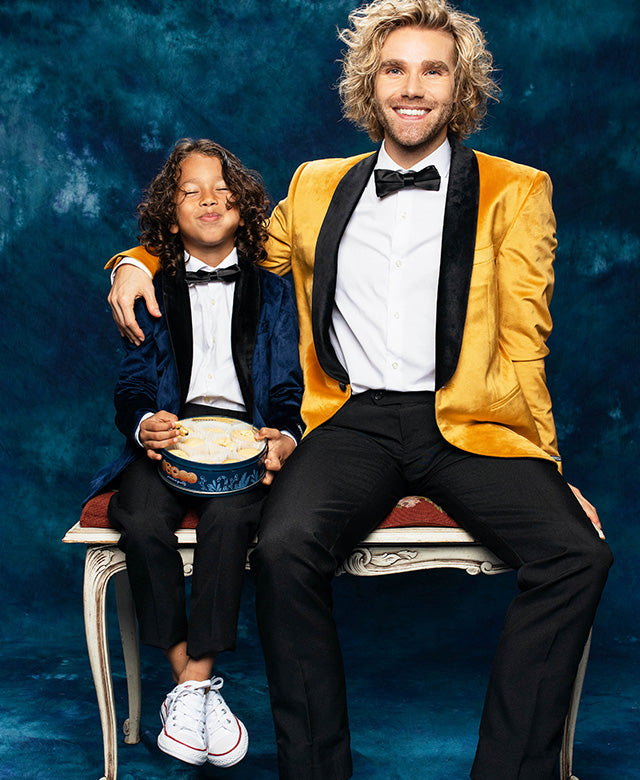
left=488, top=384, right=522, bottom=412
left=472, top=244, right=495, bottom=265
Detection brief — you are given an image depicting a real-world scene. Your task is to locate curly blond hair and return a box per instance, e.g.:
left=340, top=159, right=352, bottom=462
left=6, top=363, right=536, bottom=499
left=338, top=0, right=499, bottom=141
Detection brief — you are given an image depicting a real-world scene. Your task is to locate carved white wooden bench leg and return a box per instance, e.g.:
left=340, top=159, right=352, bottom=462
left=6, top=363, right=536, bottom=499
left=83, top=545, right=126, bottom=780
left=113, top=569, right=141, bottom=745
left=77, top=538, right=196, bottom=780
left=560, top=629, right=592, bottom=780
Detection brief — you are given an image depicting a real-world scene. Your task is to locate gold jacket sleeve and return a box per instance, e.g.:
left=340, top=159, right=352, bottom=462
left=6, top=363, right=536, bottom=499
left=105, top=246, right=161, bottom=275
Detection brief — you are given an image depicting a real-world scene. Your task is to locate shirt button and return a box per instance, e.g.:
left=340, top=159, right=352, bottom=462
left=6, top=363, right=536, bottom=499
left=392, top=361, right=399, bottom=370
left=210, top=298, right=216, bottom=305
left=395, top=260, right=402, bottom=268
left=207, top=374, right=213, bottom=380
left=393, top=312, right=400, bottom=319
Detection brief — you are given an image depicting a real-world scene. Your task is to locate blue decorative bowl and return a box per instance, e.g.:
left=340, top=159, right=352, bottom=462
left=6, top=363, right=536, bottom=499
left=158, top=416, right=267, bottom=495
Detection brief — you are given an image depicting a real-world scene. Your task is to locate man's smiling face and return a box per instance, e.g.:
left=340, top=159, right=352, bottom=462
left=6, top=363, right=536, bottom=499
left=373, top=25, right=456, bottom=168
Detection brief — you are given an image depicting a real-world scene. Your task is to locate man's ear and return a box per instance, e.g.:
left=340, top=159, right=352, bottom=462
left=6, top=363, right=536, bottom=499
left=169, top=223, right=179, bottom=234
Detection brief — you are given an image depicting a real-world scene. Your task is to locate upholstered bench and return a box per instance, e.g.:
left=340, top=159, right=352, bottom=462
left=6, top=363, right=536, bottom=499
left=63, top=491, right=590, bottom=780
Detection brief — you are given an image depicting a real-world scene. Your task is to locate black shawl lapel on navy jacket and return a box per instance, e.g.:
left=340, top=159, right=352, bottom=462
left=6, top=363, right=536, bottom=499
left=161, top=254, right=261, bottom=414
left=162, top=263, right=193, bottom=405
left=311, top=136, right=479, bottom=391
left=231, top=256, right=261, bottom=416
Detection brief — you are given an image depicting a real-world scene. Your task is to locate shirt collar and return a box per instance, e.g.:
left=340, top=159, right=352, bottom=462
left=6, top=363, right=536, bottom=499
left=184, top=247, right=239, bottom=272
left=377, top=137, right=451, bottom=178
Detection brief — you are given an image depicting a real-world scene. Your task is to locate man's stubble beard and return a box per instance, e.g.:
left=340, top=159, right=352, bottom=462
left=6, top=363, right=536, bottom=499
left=372, top=98, right=456, bottom=159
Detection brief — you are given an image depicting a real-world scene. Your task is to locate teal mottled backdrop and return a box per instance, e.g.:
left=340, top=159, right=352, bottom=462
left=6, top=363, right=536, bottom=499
left=1, top=1, right=638, bottom=778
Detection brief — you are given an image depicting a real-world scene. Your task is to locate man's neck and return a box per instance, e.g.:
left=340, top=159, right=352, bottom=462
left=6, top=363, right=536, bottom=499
left=379, top=137, right=451, bottom=175
left=382, top=132, right=449, bottom=170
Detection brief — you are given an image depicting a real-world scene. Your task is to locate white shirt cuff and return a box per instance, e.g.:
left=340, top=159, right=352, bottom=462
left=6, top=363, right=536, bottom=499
left=110, top=256, right=153, bottom=285
left=135, top=412, right=155, bottom=446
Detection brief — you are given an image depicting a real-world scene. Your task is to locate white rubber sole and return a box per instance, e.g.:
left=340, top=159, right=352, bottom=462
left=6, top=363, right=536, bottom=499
left=157, top=725, right=208, bottom=766
left=156, top=702, right=207, bottom=766
left=207, top=718, right=249, bottom=767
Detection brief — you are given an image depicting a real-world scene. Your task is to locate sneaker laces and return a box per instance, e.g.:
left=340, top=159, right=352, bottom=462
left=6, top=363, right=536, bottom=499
left=167, top=679, right=209, bottom=733
left=206, top=676, right=235, bottom=731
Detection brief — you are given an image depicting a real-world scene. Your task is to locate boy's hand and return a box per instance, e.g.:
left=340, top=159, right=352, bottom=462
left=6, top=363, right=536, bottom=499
left=256, top=428, right=296, bottom=485
left=139, top=411, right=179, bottom=460
left=109, top=264, right=161, bottom=346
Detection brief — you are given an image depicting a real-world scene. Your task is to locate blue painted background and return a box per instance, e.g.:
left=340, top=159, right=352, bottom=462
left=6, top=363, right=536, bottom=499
left=1, top=1, right=638, bottom=777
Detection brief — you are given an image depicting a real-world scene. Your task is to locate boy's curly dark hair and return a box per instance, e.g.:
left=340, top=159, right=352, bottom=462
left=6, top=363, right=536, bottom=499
left=138, top=138, right=270, bottom=274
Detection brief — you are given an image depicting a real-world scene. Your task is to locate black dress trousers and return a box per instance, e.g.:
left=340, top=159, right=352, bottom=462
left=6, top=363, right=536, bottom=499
left=250, top=392, right=612, bottom=780
left=109, top=405, right=265, bottom=660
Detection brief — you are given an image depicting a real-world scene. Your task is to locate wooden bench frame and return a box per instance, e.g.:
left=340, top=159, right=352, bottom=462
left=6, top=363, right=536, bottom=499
left=63, top=520, right=590, bottom=780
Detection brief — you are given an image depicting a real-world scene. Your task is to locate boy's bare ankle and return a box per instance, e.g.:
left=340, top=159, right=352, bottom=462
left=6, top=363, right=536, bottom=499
left=177, top=671, right=211, bottom=685
left=176, top=654, right=216, bottom=686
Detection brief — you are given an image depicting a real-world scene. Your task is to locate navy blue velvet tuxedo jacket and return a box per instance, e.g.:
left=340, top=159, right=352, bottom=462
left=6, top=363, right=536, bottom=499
left=86, top=256, right=303, bottom=502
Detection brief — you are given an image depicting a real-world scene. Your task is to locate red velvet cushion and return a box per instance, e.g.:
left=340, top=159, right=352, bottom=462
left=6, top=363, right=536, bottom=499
left=378, top=496, right=458, bottom=528
left=80, top=492, right=458, bottom=530
left=80, top=491, right=198, bottom=529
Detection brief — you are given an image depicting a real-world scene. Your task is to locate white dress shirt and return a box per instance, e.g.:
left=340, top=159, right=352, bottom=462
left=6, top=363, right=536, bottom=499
left=183, top=250, right=245, bottom=412
left=330, top=138, right=451, bottom=393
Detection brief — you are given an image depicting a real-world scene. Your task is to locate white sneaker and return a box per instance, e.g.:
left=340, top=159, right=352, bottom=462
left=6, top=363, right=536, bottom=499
left=205, top=676, right=249, bottom=767
left=157, top=679, right=209, bottom=765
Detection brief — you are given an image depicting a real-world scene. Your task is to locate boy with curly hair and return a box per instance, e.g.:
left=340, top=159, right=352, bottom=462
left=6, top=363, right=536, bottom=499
left=87, top=138, right=303, bottom=768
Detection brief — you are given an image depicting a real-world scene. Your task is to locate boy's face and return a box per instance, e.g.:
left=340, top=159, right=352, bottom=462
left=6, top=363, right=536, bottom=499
left=170, top=153, right=242, bottom=266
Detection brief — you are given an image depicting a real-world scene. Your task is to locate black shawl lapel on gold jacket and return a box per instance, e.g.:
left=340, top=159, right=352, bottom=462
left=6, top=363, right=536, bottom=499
left=311, top=150, right=377, bottom=387
left=436, top=139, right=479, bottom=388
left=161, top=255, right=261, bottom=413
left=311, top=137, right=480, bottom=391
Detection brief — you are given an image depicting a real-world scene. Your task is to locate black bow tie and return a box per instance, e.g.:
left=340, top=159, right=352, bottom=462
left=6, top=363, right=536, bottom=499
left=184, top=264, right=242, bottom=284
left=374, top=165, right=441, bottom=198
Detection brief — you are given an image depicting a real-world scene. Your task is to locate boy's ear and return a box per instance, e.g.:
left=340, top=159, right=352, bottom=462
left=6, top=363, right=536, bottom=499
left=239, top=217, right=245, bottom=227
left=169, top=223, right=179, bottom=234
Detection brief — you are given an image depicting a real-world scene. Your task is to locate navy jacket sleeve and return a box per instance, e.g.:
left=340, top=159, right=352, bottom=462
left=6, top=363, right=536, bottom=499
left=113, top=297, right=167, bottom=442
left=255, top=272, right=304, bottom=441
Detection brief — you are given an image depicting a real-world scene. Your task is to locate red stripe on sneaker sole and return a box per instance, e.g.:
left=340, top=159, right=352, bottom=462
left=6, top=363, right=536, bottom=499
left=208, top=716, right=243, bottom=756
left=162, top=724, right=207, bottom=753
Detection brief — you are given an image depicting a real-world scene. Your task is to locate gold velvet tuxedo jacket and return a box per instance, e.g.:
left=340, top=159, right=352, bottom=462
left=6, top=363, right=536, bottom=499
left=112, top=138, right=560, bottom=465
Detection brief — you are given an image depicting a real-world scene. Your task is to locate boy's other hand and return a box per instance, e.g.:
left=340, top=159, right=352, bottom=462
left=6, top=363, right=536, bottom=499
left=109, top=264, right=161, bottom=346
left=256, top=428, right=296, bottom=485
left=140, top=411, right=179, bottom=460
